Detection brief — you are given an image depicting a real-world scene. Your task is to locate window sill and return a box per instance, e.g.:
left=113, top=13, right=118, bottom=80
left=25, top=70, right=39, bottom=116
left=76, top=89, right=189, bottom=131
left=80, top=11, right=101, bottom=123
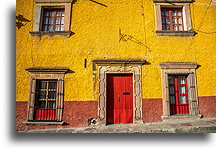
left=29, top=31, right=72, bottom=37
left=34, top=0, right=74, bottom=2
left=153, top=0, right=194, bottom=3
left=156, top=30, right=196, bottom=36
left=23, top=121, right=64, bottom=125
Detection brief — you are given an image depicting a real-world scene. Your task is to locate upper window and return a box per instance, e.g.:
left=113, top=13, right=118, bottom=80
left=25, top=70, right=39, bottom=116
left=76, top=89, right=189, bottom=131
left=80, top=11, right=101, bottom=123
left=161, top=8, right=184, bottom=31
left=154, top=2, right=196, bottom=36
left=30, top=0, right=73, bottom=37
left=42, top=8, right=65, bottom=31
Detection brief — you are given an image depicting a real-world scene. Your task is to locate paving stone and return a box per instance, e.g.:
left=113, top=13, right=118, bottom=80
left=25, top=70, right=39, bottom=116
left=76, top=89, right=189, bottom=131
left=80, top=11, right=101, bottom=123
left=127, top=130, right=142, bottom=133
left=198, top=126, right=216, bottom=133
left=207, top=121, right=216, bottom=125
left=143, top=129, right=162, bottom=133
left=84, top=127, right=97, bottom=131
left=115, top=127, right=130, bottom=133
left=27, top=130, right=55, bottom=133
left=42, top=129, right=58, bottom=133
left=189, top=127, right=200, bottom=133
left=131, top=127, right=147, bottom=132
left=77, top=128, right=97, bottom=133
left=74, top=128, right=86, bottom=133
left=175, top=127, right=193, bottom=133
left=57, top=128, right=75, bottom=133
left=180, top=123, right=192, bottom=126
left=96, top=127, right=115, bottom=133
left=207, top=127, right=216, bottom=133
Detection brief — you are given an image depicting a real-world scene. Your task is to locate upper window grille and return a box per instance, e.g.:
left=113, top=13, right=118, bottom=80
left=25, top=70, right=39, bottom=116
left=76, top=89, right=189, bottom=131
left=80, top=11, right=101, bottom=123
left=161, top=8, right=184, bottom=31
left=34, top=79, right=58, bottom=121
left=42, top=8, right=65, bottom=31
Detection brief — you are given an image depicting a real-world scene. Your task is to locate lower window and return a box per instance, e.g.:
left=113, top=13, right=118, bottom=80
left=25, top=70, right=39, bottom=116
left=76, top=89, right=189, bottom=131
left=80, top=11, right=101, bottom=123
left=168, top=75, right=189, bottom=115
left=159, top=63, right=200, bottom=118
left=25, top=68, right=69, bottom=123
left=34, top=79, right=57, bottom=121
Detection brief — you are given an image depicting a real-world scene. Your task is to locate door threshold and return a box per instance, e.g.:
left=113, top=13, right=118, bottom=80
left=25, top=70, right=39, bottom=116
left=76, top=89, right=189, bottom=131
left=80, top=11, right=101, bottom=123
left=106, top=123, right=134, bottom=126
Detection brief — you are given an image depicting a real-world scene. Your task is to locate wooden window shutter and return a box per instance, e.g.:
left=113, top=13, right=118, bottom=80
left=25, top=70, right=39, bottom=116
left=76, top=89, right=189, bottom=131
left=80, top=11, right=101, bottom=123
left=187, top=73, right=198, bottom=115
left=187, top=73, right=196, bottom=100
left=56, top=79, right=64, bottom=121
left=28, top=79, right=36, bottom=120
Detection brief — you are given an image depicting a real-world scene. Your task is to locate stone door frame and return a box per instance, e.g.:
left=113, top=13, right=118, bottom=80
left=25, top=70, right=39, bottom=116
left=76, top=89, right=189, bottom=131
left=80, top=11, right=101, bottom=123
left=93, top=60, right=146, bottom=125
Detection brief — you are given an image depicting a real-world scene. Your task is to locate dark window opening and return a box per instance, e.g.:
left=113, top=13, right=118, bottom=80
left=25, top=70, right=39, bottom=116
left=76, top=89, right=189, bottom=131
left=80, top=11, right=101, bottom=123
left=161, top=8, right=184, bottom=31
left=42, top=8, right=65, bottom=31
left=34, top=79, right=58, bottom=121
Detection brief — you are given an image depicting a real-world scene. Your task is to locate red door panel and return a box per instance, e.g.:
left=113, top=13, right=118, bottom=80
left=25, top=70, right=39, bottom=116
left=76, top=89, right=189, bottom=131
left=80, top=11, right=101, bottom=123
left=107, top=74, right=133, bottom=124
left=121, top=75, right=133, bottom=123
left=107, top=75, right=114, bottom=123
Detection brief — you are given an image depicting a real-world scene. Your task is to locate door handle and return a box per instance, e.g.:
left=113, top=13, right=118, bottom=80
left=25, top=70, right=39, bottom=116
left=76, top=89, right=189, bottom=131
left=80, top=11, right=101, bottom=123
left=118, top=95, right=120, bottom=101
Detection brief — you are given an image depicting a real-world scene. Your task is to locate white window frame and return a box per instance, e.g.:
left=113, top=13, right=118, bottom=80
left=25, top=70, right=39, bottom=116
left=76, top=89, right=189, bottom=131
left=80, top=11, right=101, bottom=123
left=154, top=1, right=195, bottom=36
left=30, top=0, right=73, bottom=37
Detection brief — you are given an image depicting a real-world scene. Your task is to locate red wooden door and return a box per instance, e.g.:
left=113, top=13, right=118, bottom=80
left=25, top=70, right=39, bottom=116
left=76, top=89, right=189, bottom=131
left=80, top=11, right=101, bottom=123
left=107, top=74, right=133, bottom=124
left=168, top=75, right=189, bottom=115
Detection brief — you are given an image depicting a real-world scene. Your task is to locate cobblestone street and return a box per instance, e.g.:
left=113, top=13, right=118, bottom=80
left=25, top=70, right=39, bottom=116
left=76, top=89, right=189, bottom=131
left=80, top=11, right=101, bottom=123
left=18, top=117, right=216, bottom=133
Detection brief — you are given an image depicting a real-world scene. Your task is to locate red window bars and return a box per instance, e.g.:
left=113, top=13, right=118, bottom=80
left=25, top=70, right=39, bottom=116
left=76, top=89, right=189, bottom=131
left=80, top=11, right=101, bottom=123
left=168, top=75, right=189, bottom=115
left=42, top=8, right=65, bottom=31
left=34, top=80, right=57, bottom=121
left=161, top=8, right=184, bottom=31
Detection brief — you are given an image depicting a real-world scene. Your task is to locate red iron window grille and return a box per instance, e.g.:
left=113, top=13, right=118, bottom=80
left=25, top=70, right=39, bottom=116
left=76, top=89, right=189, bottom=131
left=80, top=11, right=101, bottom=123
left=161, top=8, right=184, bottom=31
left=168, top=75, right=189, bottom=115
left=34, top=80, right=57, bottom=121
left=42, top=8, right=65, bottom=31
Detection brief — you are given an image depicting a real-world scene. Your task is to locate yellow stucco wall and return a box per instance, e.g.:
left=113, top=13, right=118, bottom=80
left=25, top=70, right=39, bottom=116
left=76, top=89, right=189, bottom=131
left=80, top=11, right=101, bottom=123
left=16, top=0, right=216, bottom=101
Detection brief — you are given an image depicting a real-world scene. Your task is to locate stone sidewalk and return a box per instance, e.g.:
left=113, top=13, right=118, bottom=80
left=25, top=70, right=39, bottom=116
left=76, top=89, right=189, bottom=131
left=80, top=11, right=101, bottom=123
left=19, top=117, right=216, bottom=133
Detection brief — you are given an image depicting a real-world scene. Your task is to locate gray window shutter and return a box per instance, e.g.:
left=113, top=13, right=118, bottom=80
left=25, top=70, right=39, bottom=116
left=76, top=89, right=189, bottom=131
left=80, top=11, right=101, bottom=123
left=28, top=79, right=36, bottom=120
left=56, top=79, right=64, bottom=121
left=188, top=73, right=196, bottom=101
left=188, top=73, right=198, bottom=115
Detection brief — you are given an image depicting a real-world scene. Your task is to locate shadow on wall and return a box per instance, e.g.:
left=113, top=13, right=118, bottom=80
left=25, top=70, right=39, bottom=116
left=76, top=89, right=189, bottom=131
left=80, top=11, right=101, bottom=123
left=73, top=0, right=108, bottom=7
left=119, top=28, right=152, bottom=52
left=89, top=0, right=108, bottom=7
left=16, top=14, right=31, bottom=29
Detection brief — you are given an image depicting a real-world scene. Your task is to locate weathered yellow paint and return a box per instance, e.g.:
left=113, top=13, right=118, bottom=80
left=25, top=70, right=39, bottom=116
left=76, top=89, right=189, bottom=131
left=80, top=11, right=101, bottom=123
left=16, top=0, right=216, bottom=101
